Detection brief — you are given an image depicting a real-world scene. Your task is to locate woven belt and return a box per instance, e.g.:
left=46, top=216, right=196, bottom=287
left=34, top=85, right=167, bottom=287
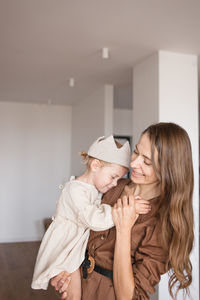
left=82, top=250, right=113, bottom=280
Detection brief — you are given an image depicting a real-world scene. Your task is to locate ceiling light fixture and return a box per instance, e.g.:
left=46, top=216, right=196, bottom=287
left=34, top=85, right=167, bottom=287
left=102, top=47, right=109, bottom=59
left=69, top=77, right=75, bottom=87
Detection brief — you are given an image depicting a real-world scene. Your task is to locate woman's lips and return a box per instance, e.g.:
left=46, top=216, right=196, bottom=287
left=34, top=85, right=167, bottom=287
left=131, top=170, right=144, bottom=178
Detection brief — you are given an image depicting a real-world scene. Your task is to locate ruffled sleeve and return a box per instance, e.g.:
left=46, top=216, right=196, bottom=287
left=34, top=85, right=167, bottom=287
left=69, top=182, right=114, bottom=231
left=131, top=221, right=168, bottom=299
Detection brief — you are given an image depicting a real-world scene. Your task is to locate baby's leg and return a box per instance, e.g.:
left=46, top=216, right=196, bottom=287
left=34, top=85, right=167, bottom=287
left=68, top=268, right=81, bottom=300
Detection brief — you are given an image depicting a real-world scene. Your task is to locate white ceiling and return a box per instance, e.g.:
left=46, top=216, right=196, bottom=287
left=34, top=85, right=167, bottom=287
left=1, top=0, right=200, bottom=108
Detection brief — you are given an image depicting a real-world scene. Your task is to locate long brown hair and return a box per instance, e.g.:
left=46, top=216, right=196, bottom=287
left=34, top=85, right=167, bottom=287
left=143, top=122, right=194, bottom=299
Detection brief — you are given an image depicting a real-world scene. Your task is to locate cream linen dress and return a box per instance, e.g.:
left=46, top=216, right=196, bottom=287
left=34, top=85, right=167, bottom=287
left=31, top=176, right=114, bottom=290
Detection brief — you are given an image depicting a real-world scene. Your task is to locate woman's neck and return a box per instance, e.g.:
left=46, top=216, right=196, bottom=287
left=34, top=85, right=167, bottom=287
left=133, top=181, right=160, bottom=200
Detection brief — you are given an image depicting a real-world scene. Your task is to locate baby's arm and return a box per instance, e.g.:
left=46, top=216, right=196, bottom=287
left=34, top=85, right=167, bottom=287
left=71, top=185, right=151, bottom=231
left=76, top=197, right=150, bottom=232
left=78, top=201, right=114, bottom=231
left=70, top=184, right=114, bottom=231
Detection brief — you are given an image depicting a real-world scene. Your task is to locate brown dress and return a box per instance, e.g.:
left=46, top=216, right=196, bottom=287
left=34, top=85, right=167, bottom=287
left=81, top=179, right=168, bottom=300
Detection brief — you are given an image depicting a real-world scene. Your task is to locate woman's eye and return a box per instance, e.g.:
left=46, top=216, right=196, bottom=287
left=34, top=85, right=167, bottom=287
left=144, top=161, right=152, bottom=166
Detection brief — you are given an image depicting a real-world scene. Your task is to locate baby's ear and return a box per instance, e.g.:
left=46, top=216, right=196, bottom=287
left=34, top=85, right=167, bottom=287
left=90, top=159, right=102, bottom=171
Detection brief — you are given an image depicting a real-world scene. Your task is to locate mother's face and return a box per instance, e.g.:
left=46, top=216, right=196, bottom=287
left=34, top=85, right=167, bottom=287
left=130, top=133, right=159, bottom=185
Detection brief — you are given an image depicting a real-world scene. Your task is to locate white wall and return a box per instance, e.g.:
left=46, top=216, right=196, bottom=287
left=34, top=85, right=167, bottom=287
left=104, top=85, right=114, bottom=136
left=71, top=85, right=113, bottom=176
left=0, top=102, right=71, bottom=242
left=114, top=85, right=132, bottom=110
left=133, top=51, right=199, bottom=300
left=114, top=108, right=133, bottom=137
left=133, top=53, right=159, bottom=144
left=158, top=51, right=199, bottom=300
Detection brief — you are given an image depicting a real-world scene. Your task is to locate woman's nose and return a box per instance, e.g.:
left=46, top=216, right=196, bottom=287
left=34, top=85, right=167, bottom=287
left=131, top=155, right=143, bottom=168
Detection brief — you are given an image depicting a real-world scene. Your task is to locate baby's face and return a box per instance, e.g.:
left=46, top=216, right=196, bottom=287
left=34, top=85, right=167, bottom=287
left=94, top=163, right=128, bottom=193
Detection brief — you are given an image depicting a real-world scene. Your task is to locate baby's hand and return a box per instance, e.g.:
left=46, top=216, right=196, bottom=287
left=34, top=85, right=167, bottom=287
left=135, top=196, right=151, bottom=215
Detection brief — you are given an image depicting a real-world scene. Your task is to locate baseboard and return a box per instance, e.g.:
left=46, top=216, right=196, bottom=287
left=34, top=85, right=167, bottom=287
left=0, top=236, right=42, bottom=243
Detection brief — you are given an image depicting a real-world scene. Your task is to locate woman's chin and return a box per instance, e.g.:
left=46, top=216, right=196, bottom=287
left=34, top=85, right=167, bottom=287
left=131, top=174, right=145, bottom=184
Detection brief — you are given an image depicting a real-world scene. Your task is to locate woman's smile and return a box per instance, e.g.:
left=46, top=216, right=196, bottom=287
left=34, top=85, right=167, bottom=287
left=131, top=169, right=144, bottom=177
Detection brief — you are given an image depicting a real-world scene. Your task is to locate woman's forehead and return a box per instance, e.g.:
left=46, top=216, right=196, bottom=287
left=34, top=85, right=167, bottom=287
left=137, top=134, right=152, bottom=155
left=138, top=133, right=159, bottom=164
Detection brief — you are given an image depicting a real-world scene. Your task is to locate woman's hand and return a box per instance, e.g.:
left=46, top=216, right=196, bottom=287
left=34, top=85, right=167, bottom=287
left=50, top=271, right=71, bottom=299
left=51, top=269, right=81, bottom=300
left=112, top=195, right=139, bottom=233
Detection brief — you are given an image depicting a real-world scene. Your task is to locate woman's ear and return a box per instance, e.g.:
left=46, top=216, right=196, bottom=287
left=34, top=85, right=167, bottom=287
left=90, top=159, right=102, bottom=172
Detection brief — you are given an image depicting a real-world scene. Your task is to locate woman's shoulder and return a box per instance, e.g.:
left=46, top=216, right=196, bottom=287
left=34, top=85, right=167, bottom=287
left=101, top=178, right=131, bottom=206
left=118, top=177, right=132, bottom=186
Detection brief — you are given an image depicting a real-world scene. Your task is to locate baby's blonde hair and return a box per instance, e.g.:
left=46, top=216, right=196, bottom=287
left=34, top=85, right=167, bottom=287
left=79, top=139, right=123, bottom=169
left=79, top=151, right=107, bottom=168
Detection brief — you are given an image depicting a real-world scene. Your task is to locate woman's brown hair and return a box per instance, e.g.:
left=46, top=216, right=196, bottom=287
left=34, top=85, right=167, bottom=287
left=143, top=122, right=194, bottom=299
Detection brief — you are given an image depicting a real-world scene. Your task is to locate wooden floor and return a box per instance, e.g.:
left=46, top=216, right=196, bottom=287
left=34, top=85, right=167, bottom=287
left=0, top=241, right=158, bottom=300
left=0, top=241, right=59, bottom=300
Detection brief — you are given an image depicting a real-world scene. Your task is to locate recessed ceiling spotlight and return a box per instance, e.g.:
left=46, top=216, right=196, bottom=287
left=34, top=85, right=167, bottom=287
left=102, top=47, right=109, bottom=59
left=69, top=77, right=75, bottom=87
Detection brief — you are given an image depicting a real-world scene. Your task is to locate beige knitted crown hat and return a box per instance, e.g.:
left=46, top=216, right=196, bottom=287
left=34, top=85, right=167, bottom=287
left=87, top=135, right=131, bottom=168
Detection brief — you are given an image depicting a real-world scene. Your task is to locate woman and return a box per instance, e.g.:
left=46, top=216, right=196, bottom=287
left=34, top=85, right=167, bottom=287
left=51, top=122, right=194, bottom=300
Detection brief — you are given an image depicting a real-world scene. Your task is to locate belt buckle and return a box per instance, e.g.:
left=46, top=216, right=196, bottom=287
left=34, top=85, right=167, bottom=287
left=87, top=255, right=95, bottom=273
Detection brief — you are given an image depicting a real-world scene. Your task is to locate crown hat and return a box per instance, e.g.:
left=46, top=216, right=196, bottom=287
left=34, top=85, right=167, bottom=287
left=87, top=135, right=131, bottom=168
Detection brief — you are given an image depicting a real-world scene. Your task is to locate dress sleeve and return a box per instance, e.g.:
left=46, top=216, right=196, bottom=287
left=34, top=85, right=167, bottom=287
left=69, top=184, right=114, bottom=231
left=131, top=221, right=168, bottom=299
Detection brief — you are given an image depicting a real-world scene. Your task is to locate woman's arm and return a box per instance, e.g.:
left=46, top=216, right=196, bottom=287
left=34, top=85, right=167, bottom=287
left=50, top=271, right=70, bottom=299
left=50, top=269, right=81, bottom=300
left=112, top=195, right=138, bottom=300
